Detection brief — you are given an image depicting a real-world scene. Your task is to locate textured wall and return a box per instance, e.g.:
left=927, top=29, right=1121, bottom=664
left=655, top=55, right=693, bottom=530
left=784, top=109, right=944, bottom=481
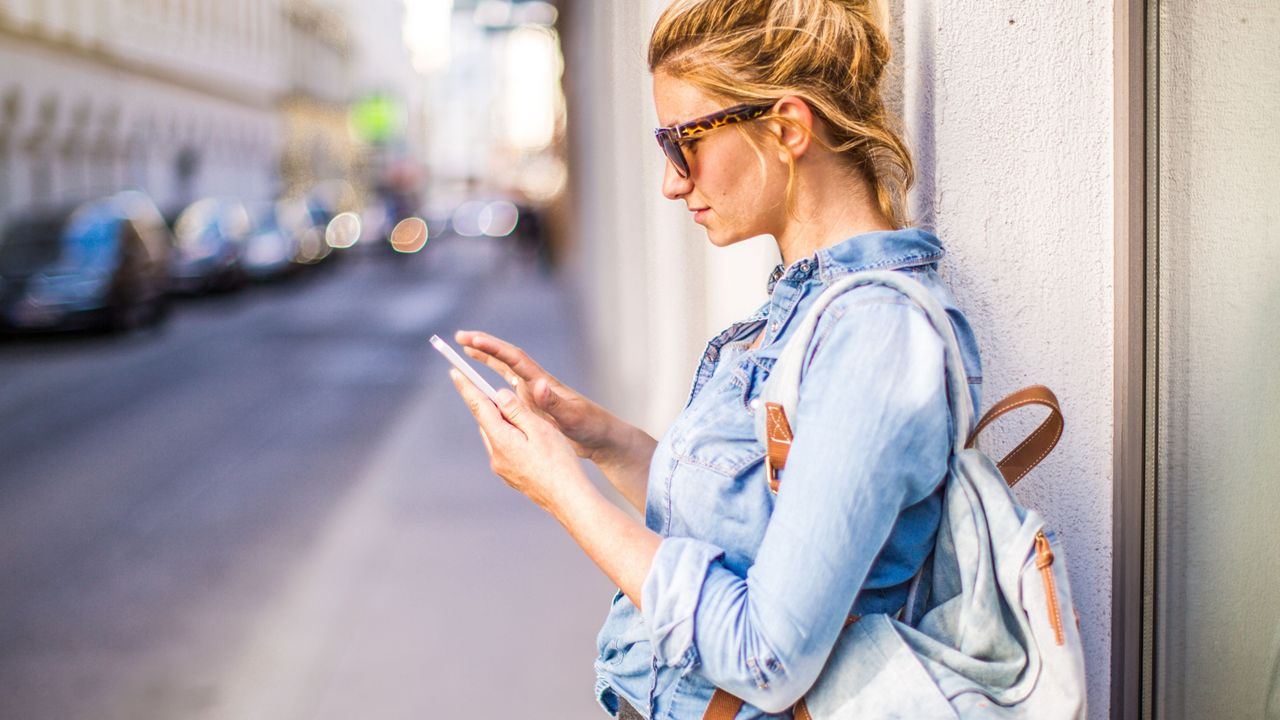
left=901, top=3, right=1116, bottom=715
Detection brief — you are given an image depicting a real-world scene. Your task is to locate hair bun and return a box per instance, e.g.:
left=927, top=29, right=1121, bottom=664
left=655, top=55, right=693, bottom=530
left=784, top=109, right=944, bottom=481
left=828, top=0, right=889, bottom=28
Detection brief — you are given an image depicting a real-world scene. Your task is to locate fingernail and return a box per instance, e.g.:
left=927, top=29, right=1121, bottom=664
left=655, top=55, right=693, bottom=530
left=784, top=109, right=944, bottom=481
left=496, top=388, right=515, bottom=404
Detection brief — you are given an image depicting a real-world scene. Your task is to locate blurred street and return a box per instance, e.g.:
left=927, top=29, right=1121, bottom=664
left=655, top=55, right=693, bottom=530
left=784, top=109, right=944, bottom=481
left=0, top=238, right=615, bottom=720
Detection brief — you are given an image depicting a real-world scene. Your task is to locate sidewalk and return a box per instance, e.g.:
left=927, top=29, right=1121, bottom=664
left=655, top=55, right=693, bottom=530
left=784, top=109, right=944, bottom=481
left=208, top=254, right=619, bottom=720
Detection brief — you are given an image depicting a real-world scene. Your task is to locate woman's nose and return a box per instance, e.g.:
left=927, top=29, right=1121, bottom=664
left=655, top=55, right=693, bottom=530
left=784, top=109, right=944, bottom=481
left=661, top=158, right=693, bottom=200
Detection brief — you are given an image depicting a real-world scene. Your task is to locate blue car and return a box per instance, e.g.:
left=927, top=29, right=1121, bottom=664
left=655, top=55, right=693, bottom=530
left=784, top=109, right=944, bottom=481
left=242, top=201, right=301, bottom=280
left=0, top=192, right=172, bottom=332
left=166, top=198, right=253, bottom=293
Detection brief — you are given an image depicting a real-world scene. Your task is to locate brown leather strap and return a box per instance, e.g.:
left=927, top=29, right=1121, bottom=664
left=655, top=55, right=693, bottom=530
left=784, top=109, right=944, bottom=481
left=764, top=402, right=793, bottom=494
left=964, top=385, right=1064, bottom=487
left=763, top=386, right=1063, bottom=492
left=703, top=616, right=862, bottom=719
left=703, top=690, right=744, bottom=720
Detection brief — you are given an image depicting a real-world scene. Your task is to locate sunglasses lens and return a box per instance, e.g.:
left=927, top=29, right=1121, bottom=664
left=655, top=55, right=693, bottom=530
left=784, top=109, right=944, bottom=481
left=659, top=135, right=689, bottom=178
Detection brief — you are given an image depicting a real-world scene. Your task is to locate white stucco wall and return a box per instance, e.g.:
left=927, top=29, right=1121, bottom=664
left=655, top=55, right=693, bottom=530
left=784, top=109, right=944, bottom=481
left=902, top=3, right=1115, bottom=715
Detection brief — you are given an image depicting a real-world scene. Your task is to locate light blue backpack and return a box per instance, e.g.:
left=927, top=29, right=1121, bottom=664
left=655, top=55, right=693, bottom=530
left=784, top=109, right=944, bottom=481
left=708, top=270, right=1087, bottom=720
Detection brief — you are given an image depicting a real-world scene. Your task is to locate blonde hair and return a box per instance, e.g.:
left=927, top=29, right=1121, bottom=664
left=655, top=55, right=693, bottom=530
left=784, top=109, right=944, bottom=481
left=649, top=0, right=914, bottom=228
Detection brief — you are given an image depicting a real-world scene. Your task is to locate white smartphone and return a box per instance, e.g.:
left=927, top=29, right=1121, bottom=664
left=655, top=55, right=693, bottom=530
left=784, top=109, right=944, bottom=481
left=430, top=334, right=501, bottom=403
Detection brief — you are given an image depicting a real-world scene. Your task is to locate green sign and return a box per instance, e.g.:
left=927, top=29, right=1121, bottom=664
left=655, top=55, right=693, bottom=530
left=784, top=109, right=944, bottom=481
left=350, top=95, right=403, bottom=144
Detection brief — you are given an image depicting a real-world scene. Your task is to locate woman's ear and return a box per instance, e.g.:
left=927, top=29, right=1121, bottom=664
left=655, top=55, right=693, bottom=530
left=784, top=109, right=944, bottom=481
left=768, top=96, right=815, bottom=162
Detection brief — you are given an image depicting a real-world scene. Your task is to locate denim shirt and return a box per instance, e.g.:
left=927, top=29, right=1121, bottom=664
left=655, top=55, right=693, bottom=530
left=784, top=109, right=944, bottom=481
left=593, top=228, right=982, bottom=719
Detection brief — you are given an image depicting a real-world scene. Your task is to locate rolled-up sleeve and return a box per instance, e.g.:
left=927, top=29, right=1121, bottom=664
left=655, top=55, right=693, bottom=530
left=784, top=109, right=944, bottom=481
left=641, top=536, right=726, bottom=665
left=639, top=292, right=954, bottom=713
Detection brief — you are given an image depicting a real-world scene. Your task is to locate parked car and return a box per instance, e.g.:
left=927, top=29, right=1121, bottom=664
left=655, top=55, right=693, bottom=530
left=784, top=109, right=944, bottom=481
left=242, top=201, right=300, bottom=281
left=166, top=198, right=252, bottom=293
left=278, top=196, right=331, bottom=266
left=0, top=191, right=171, bottom=332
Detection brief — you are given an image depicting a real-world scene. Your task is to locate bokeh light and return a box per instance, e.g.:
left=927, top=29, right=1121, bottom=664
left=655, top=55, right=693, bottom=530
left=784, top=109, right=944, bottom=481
left=325, top=212, right=363, bottom=249
left=478, top=201, right=519, bottom=237
left=451, top=201, right=486, bottom=238
left=295, top=227, right=330, bottom=264
left=390, top=217, right=428, bottom=253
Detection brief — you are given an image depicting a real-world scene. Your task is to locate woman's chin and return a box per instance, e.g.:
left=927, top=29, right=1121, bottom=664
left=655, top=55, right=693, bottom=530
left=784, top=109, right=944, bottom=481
left=703, top=227, right=744, bottom=248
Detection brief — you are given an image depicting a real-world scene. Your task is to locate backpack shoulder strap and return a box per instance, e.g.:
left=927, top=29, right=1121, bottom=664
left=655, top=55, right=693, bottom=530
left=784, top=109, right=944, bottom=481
left=756, top=271, right=1064, bottom=491
left=966, top=384, right=1064, bottom=487
left=755, top=269, right=975, bottom=490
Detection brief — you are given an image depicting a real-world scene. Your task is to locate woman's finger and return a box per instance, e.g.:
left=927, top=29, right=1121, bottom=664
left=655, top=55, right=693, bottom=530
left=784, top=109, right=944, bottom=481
left=492, top=386, right=542, bottom=435
left=448, top=369, right=524, bottom=444
left=462, top=346, right=518, bottom=384
left=455, top=330, right=547, bottom=383
left=532, top=377, right=563, bottom=413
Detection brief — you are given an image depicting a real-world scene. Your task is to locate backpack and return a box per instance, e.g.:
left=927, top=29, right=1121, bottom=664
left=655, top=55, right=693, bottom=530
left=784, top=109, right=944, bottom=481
left=703, top=269, right=1087, bottom=720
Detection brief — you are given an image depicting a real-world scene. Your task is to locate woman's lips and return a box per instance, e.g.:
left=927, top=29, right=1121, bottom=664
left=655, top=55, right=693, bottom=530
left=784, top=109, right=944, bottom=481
left=691, top=207, right=709, bottom=223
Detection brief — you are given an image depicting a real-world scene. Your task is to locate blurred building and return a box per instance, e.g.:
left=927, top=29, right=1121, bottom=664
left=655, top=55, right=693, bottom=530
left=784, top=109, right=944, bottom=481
left=0, top=0, right=426, bottom=227
left=0, top=0, right=289, bottom=222
left=277, top=0, right=356, bottom=199
left=336, top=0, right=426, bottom=197
left=412, top=0, right=565, bottom=214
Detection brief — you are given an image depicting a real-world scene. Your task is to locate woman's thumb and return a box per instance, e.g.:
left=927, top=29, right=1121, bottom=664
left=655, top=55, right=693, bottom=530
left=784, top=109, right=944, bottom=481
left=494, top=388, right=531, bottom=431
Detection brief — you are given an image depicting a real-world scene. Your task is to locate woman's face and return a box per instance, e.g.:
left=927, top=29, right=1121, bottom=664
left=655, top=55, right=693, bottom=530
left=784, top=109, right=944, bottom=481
left=652, top=73, right=788, bottom=247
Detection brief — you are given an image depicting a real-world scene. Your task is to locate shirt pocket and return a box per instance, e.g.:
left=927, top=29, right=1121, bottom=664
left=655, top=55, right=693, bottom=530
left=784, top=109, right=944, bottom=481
left=667, top=355, right=770, bottom=478
left=729, top=353, right=774, bottom=415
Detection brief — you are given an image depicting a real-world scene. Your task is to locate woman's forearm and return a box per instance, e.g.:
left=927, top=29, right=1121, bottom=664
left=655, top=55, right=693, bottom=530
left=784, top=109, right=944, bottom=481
left=591, top=423, right=657, bottom=513
left=550, top=473, right=661, bottom=610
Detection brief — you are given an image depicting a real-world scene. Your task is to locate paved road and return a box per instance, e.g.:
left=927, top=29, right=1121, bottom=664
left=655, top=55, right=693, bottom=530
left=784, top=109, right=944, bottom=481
left=0, top=237, right=617, bottom=720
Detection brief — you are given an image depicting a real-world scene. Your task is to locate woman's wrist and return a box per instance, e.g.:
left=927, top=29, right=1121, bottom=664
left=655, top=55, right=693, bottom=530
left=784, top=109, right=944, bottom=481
left=590, top=423, right=655, bottom=474
left=544, top=463, right=597, bottom=518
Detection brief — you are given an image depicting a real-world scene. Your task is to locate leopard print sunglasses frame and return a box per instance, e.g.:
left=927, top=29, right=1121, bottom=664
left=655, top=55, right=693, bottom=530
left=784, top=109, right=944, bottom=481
left=653, top=102, right=775, bottom=178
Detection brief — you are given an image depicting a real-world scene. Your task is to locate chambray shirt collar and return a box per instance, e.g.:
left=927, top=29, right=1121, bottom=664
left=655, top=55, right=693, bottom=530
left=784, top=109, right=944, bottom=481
left=765, top=227, right=945, bottom=295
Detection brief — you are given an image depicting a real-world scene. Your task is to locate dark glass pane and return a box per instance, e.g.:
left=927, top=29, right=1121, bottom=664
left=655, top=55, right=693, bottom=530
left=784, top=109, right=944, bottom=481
left=1153, top=1, right=1280, bottom=718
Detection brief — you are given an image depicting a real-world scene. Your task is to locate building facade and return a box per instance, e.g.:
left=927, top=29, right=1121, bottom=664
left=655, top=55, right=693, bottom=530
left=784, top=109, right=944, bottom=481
left=0, top=0, right=288, bottom=222
left=0, top=0, right=374, bottom=227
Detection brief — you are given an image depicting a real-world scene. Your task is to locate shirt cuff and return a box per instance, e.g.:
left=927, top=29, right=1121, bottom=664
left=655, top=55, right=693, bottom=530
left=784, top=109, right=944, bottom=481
left=641, top=536, right=725, bottom=666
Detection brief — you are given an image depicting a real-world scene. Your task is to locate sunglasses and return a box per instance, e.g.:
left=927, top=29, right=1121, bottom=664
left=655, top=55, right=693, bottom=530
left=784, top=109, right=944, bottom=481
left=653, top=102, right=775, bottom=178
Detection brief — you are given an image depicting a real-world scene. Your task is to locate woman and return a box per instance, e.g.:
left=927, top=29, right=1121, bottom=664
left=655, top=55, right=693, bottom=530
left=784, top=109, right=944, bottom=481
left=447, top=0, right=982, bottom=717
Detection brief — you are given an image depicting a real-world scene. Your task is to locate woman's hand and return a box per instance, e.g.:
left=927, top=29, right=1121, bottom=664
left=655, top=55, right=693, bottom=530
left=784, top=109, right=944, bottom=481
left=453, top=330, right=619, bottom=463
left=449, top=365, right=661, bottom=611
left=448, top=368, right=589, bottom=515
left=453, top=330, right=658, bottom=513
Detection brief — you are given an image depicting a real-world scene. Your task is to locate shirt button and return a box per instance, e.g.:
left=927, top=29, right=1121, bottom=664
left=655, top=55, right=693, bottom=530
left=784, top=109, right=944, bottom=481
left=750, top=398, right=761, bottom=410
left=771, top=321, right=780, bottom=333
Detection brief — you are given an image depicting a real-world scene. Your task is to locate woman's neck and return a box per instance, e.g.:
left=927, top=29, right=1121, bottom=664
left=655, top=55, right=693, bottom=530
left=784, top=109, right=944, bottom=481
left=773, top=172, right=895, bottom=268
